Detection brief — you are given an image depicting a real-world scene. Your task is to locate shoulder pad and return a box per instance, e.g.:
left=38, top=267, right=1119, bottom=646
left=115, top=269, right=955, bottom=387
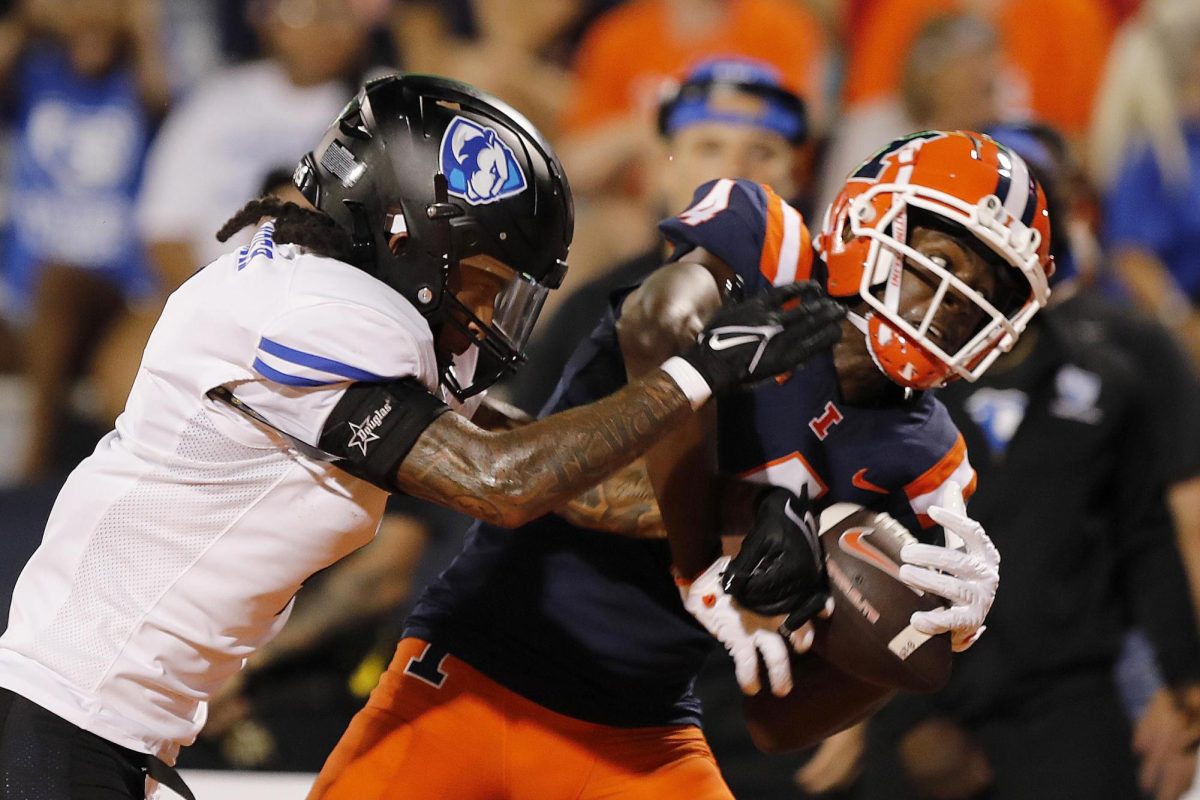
left=658, top=178, right=813, bottom=292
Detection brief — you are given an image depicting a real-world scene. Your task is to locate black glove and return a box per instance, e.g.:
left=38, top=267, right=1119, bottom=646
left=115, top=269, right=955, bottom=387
left=723, top=486, right=828, bottom=635
left=681, top=281, right=844, bottom=395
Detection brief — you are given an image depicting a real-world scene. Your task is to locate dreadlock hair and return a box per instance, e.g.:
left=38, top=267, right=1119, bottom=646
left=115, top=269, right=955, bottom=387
left=216, top=197, right=357, bottom=264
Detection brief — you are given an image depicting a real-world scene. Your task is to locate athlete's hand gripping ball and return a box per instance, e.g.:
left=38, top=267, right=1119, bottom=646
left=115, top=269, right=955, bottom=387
left=676, top=281, right=844, bottom=396
left=678, top=556, right=799, bottom=696
left=898, top=482, right=1000, bottom=652
left=723, top=486, right=833, bottom=651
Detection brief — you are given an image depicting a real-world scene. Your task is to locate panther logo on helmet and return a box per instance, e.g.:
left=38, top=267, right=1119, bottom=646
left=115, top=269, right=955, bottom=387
left=815, top=130, right=1054, bottom=391
left=440, top=116, right=528, bottom=205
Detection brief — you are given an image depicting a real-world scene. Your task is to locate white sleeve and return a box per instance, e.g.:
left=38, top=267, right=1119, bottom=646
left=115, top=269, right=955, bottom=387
left=233, top=292, right=439, bottom=446
left=253, top=301, right=434, bottom=389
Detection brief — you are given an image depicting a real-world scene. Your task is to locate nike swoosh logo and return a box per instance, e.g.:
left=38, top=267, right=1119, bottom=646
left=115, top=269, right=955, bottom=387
left=704, top=324, right=781, bottom=372
left=783, top=499, right=820, bottom=554
left=839, top=528, right=923, bottom=596
left=852, top=468, right=889, bottom=494
left=706, top=324, right=779, bottom=347
left=839, top=528, right=902, bottom=578
left=707, top=333, right=764, bottom=351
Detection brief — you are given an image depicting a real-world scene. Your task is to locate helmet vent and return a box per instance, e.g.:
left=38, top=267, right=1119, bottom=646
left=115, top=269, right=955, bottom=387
left=436, top=99, right=463, bottom=111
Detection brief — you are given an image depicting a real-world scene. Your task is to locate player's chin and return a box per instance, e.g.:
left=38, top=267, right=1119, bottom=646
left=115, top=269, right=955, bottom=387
left=437, top=325, right=475, bottom=357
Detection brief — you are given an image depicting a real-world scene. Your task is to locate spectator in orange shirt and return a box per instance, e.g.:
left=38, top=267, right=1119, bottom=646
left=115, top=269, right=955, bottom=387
left=841, top=0, right=1115, bottom=139
left=555, top=0, right=830, bottom=316
left=563, top=0, right=827, bottom=138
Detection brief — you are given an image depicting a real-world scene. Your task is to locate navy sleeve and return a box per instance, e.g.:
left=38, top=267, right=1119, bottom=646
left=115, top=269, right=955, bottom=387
left=657, top=178, right=812, bottom=293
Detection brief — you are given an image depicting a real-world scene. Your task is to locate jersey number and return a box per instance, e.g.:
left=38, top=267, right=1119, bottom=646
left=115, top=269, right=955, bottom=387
left=740, top=451, right=828, bottom=500
left=404, top=643, right=449, bottom=689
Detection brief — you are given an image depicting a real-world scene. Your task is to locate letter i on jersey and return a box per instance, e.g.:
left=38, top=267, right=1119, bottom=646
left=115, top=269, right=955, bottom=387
left=808, top=401, right=843, bottom=440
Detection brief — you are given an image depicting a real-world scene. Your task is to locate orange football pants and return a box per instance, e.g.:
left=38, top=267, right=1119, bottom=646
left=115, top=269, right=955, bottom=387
left=309, top=638, right=733, bottom=800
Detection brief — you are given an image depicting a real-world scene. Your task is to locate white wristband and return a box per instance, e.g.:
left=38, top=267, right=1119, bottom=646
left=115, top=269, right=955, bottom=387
left=660, top=356, right=713, bottom=410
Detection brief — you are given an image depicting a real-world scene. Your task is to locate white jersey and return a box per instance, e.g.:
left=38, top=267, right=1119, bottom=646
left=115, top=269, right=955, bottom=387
left=0, top=224, right=462, bottom=761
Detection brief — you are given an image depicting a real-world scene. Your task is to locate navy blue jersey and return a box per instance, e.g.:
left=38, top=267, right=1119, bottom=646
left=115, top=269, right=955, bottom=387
left=406, top=179, right=973, bottom=727
left=716, top=350, right=971, bottom=534
left=406, top=304, right=713, bottom=727
left=658, top=180, right=974, bottom=530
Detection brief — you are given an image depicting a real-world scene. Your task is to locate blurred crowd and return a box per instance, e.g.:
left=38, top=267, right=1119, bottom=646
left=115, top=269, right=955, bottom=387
left=1, top=0, right=1199, bottom=797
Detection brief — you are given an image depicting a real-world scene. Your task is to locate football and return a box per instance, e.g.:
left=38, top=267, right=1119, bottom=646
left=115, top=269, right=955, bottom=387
left=810, top=503, right=952, bottom=693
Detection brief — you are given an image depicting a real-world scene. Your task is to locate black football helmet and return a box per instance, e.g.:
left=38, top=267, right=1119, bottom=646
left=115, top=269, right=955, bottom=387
left=294, top=73, right=574, bottom=399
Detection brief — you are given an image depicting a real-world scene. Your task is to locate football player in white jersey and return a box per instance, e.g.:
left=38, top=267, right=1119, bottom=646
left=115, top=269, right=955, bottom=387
left=0, top=73, right=845, bottom=799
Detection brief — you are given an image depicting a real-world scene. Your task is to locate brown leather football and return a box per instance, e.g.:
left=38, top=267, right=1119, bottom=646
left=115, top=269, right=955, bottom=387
left=810, top=503, right=952, bottom=693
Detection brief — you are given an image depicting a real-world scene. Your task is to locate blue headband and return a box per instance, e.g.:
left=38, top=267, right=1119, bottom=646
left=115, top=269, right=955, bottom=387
left=663, top=95, right=806, bottom=141
left=659, top=58, right=808, bottom=144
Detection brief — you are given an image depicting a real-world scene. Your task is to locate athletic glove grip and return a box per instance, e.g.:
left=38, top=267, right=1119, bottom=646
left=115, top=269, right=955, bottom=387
left=724, top=486, right=826, bottom=616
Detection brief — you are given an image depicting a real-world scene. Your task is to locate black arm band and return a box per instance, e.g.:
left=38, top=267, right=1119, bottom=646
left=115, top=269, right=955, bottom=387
left=318, top=378, right=449, bottom=492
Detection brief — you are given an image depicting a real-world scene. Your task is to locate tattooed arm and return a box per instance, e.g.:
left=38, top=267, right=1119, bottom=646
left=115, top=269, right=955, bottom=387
left=395, top=371, right=691, bottom=529
left=394, top=259, right=841, bottom=530
left=469, top=395, right=533, bottom=432
left=470, top=396, right=666, bottom=537
left=619, top=259, right=727, bottom=574
left=558, top=457, right=665, bottom=538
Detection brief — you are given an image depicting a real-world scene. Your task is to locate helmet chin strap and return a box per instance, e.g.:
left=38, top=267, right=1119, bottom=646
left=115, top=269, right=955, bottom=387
left=846, top=308, right=869, bottom=336
left=437, top=290, right=525, bottom=400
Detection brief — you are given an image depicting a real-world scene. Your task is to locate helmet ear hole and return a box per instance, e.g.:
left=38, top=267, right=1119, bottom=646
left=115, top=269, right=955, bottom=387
left=840, top=221, right=855, bottom=245
left=386, top=206, right=409, bottom=255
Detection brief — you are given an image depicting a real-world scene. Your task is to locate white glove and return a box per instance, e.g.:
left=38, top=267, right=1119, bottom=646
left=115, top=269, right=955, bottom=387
left=678, top=556, right=802, bottom=696
left=898, top=482, right=1000, bottom=652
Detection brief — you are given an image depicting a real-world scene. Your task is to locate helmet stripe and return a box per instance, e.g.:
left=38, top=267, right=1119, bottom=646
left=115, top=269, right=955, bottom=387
left=993, top=165, right=1011, bottom=214
left=1019, top=168, right=1039, bottom=227
left=999, top=148, right=1032, bottom=224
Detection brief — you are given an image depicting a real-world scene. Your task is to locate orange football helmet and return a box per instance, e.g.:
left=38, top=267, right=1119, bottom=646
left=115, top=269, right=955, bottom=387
left=816, top=131, right=1053, bottom=390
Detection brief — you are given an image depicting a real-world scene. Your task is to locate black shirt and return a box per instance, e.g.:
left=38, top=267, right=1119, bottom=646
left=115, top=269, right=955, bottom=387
left=884, top=290, right=1200, bottom=726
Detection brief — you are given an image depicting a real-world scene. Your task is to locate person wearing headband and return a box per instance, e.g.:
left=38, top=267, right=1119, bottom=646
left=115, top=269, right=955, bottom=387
left=503, top=56, right=810, bottom=413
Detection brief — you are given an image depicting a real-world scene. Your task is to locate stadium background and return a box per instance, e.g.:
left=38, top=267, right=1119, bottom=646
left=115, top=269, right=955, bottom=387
left=0, top=0, right=1198, bottom=797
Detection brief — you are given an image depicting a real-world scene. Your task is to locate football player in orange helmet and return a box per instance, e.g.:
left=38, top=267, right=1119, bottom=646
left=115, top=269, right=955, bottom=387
left=817, top=130, right=1054, bottom=392
left=619, top=130, right=1056, bottom=750
left=309, top=131, right=1053, bottom=800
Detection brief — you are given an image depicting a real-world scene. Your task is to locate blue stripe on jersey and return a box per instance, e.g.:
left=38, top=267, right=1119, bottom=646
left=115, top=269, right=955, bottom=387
left=252, top=357, right=341, bottom=387
left=257, top=337, right=389, bottom=382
